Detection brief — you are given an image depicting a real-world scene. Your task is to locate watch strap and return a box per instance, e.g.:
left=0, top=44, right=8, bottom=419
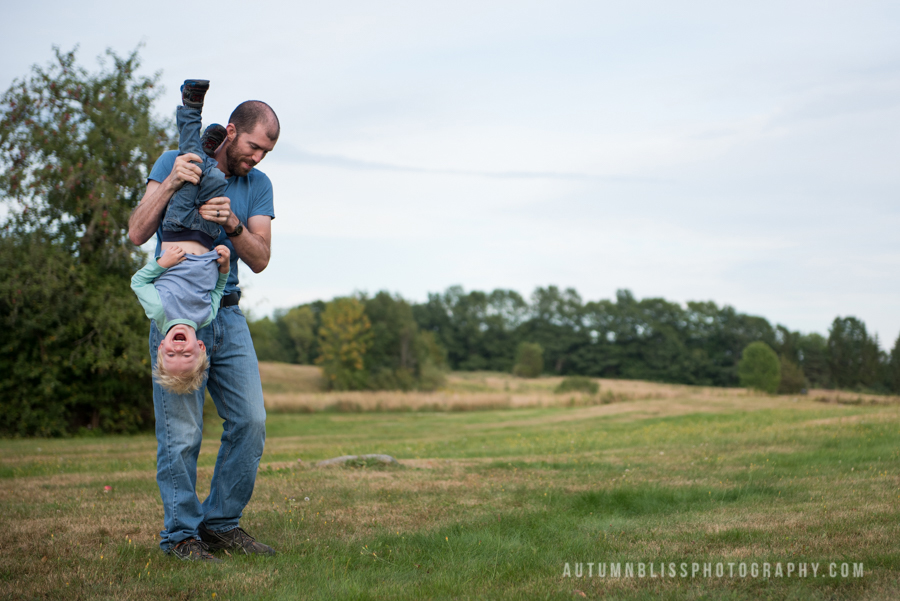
left=226, top=222, right=244, bottom=238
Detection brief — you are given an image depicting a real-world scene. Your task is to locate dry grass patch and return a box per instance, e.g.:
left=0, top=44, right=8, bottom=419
left=260, top=365, right=900, bottom=417
left=259, top=362, right=325, bottom=393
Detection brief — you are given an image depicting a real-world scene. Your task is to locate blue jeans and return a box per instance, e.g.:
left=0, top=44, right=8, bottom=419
left=149, top=305, right=266, bottom=551
left=162, top=106, right=227, bottom=243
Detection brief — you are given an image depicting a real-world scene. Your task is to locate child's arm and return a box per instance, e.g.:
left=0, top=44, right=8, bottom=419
left=130, top=246, right=185, bottom=324
left=208, top=245, right=232, bottom=321
left=130, top=260, right=167, bottom=324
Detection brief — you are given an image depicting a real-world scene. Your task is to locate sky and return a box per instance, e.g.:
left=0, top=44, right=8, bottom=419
left=2, top=1, right=899, bottom=347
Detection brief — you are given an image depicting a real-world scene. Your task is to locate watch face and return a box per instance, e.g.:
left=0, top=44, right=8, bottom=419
left=228, top=223, right=243, bottom=237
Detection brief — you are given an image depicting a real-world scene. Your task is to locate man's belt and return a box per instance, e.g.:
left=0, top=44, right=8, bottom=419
left=220, top=292, right=240, bottom=308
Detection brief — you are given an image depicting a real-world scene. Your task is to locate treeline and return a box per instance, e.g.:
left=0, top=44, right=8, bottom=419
left=251, top=286, right=900, bottom=394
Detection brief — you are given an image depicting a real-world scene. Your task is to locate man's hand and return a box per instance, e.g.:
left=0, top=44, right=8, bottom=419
left=170, top=153, right=204, bottom=189
left=215, top=245, right=231, bottom=274
left=158, top=245, right=186, bottom=268
left=128, top=153, right=204, bottom=246
left=200, top=197, right=239, bottom=233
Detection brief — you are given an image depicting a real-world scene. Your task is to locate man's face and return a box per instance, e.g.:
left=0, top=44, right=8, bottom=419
left=225, top=124, right=277, bottom=177
left=159, top=325, right=206, bottom=375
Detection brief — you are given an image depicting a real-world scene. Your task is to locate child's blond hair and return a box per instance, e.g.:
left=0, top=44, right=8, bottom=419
left=153, top=345, right=210, bottom=394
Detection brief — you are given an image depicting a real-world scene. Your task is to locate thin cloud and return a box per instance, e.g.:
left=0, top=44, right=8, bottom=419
left=270, top=144, right=665, bottom=184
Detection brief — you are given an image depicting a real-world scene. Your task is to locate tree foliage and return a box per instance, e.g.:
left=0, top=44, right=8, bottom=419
left=738, top=342, right=781, bottom=394
left=513, top=342, right=544, bottom=378
left=282, top=305, right=318, bottom=364
left=828, top=317, right=883, bottom=391
left=364, top=292, right=446, bottom=391
left=797, top=333, right=830, bottom=389
left=555, top=376, right=599, bottom=395
left=315, top=297, right=372, bottom=391
left=0, top=46, right=174, bottom=436
left=295, top=293, right=448, bottom=392
left=0, top=46, right=172, bottom=266
left=888, top=334, right=900, bottom=394
left=777, top=355, right=808, bottom=395
left=247, top=316, right=295, bottom=364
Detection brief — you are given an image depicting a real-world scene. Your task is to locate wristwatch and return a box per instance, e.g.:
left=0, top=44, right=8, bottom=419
left=226, top=221, right=244, bottom=237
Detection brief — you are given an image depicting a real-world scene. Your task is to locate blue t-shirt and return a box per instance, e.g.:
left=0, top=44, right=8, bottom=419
left=147, top=149, right=275, bottom=296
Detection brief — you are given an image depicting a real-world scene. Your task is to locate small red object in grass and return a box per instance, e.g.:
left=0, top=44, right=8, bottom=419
left=104, top=486, right=112, bottom=492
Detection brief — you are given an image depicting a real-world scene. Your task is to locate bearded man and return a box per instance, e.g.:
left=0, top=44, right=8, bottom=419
left=128, top=98, right=279, bottom=562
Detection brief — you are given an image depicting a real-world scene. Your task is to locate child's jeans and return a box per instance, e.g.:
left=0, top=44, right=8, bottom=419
left=162, top=106, right=227, bottom=244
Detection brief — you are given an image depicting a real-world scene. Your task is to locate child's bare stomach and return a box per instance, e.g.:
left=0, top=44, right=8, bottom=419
left=161, top=240, right=211, bottom=256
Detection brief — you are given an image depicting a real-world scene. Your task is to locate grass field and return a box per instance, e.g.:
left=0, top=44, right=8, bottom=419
left=1, top=366, right=898, bottom=600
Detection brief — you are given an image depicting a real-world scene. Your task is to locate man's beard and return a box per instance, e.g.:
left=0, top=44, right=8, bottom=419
left=225, top=138, right=253, bottom=177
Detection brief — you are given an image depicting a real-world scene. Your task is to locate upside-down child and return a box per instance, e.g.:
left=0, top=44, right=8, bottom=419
left=131, top=79, right=232, bottom=393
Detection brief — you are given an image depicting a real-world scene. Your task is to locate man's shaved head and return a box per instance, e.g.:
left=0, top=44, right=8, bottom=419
left=229, top=100, right=280, bottom=141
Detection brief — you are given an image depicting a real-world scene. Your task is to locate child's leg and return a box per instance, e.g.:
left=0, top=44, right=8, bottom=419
left=197, top=162, right=228, bottom=207
left=162, top=106, right=206, bottom=236
left=162, top=100, right=223, bottom=245
left=177, top=106, right=204, bottom=158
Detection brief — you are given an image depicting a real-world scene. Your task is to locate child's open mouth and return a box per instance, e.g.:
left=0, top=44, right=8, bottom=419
left=174, top=333, right=187, bottom=342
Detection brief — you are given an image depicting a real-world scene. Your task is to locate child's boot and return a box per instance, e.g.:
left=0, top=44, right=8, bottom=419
left=181, top=79, right=210, bottom=109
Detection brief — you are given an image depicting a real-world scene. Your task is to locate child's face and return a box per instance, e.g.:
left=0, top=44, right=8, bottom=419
left=159, top=325, right=206, bottom=375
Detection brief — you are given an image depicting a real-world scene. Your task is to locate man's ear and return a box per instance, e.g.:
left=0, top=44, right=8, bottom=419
left=225, top=123, right=237, bottom=142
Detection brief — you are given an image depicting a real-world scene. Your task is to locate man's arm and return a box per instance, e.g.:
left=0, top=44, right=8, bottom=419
left=128, top=153, right=203, bottom=245
left=231, top=214, right=272, bottom=274
left=199, top=197, right=272, bottom=273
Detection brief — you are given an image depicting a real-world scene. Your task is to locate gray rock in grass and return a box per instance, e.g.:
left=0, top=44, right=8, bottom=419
left=315, top=453, right=399, bottom=467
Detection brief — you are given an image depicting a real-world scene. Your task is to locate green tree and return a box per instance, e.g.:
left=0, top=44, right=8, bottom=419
left=888, top=333, right=900, bottom=394
left=247, top=316, right=294, bottom=363
left=737, top=342, right=781, bottom=394
left=518, top=286, right=587, bottom=374
left=0, top=46, right=173, bottom=436
left=412, top=286, right=527, bottom=373
left=364, top=292, right=449, bottom=391
left=416, top=330, right=448, bottom=391
left=513, top=342, right=544, bottom=378
left=828, top=316, right=881, bottom=390
left=315, top=297, right=371, bottom=390
left=281, top=305, right=318, bottom=364
left=797, top=333, right=830, bottom=388
left=365, top=292, right=419, bottom=389
left=777, top=355, right=808, bottom=394
left=774, top=325, right=802, bottom=364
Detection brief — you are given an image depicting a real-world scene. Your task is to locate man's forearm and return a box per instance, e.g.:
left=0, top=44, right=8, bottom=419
left=129, top=179, right=175, bottom=245
left=129, top=154, right=203, bottom=245
left=229, top=216, right=271, bottom=273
